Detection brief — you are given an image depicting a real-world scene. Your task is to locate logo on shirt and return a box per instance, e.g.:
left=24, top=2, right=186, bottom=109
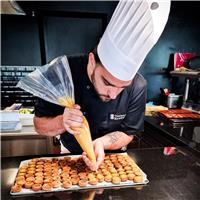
left=110, top=114, right=126, bottom=120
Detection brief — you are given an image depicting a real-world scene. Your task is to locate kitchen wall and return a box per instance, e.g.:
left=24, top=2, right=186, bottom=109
left=1, top=1, right=200, bottom=104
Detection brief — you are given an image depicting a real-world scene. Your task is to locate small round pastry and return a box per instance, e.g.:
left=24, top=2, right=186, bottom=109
left=26, top=171, right=35, bottom=175
left=109, top=168, right=117, bottom=174
left=114, top=163, right=122, bottom=169
left=62, top=176, right=71, bottom=182
left=43, top=177, right=53, bottom=183
left=42, top=183, right=53, bottom=191
left=43, top=167, right=52, bottom=172
left=37, top=161, right=44, bottom=165
left=36, top=164, right=43, bottom=169
left=52, top=176, right=60, bottom=181
left=28, top=161, right=36, bottom=166
left=78, top=180, right=88, bottom=187
left=102, top=170, right=110, bottom=176
left=124, top=166, right=132, bottom=171
left=107, top=163, right=114, bottom=167
left=104, top=175, right=112, bottom=182
left=62, top=177, right=71, bottom=183
left=24, top=181, right=34, bottom=189
left=70, top=170, right=77, bottom=175
left=62, top=166, right=71, bottom=171
left=18, top=168, right=27, bottom=173
left=127, top=173, right=135, bottom=180
left=11, top=184, right=22, bottom=193
left=134, top=170, right=142, bottom=176
left=61, top=172, right=70, bottom=178
left=34, top=178, right=43, bottom=184
left=99, top=164, right=106, bottom=169
left=87, top=173, right=95, bottom=180
left=26, top=173, right=35, bottom=178
left=126, top=170, right=133, bottom=175
left=44, top=172, right=52, bottom=177
left=35, top=172, right=43, bottom=177
left=35, top=168, right=43, bottom=172
left=121, top=162, right=128, bottom=167
left=17, top=172, right=26, bottom=177
left=32, top=183, right=42, bottom=191
left=15, top=179, right=26, bottom=186
left=70, top=174, right=79, bottom=179
left=78, top=172, right=87, bottom=177
left=15, top=176, right=25, bottom=182
left=31, top=158, right=38, bottom=163
left=52, top=180, right=61, bottom=188
left=79, top=175, right=88, bottom=180
left=96, top=174, right=104, bottom=182
left=120, top=174, right=128, bottom=182
left=89, top=178, right=98, bottom=185
left=118, top=171, right=126, bottom=176
left=133, top=175, right=143, bottom=183
left=111, top=173, right=119, bottom=177
left=26, top=176, right=35, bottom=182
left=112, top=176, right=121, bottom=184
left=62, top=180, right=72, bottom=189
left=28, top=167, right=35, bottom=171
left=71, top=178, right=79, bottom=185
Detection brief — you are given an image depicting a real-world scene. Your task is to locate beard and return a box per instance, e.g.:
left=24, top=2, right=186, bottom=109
left=91, top=72, right=111, bottom=102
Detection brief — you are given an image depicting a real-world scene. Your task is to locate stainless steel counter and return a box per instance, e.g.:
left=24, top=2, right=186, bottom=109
left=1, top=126, right=53, bottom=157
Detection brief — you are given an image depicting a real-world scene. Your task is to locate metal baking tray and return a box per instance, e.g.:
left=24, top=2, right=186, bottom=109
left=10, top=153, right=149, bottom=196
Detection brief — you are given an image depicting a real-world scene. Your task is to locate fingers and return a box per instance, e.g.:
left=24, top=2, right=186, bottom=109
left=96, top=151, right=105, bottom=169
left=63, top=123, right=80, bottom=135
left=73, top=104, right=81, bottom=110
left=92, top=139, right=105, bottom=170
left=82, top=152, right=97, bottom=171
left=63, top=106, right=84, bottom=135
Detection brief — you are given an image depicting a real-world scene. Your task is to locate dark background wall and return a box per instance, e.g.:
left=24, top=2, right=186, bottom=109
left=1, top=1, right=200, bottom=105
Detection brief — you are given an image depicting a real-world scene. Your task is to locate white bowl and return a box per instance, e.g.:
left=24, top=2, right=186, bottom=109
left=19, top=114, right=34, bottom=126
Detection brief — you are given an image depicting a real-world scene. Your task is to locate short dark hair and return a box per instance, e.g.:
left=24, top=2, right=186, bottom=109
left=91, top=46, right=101, bottom=64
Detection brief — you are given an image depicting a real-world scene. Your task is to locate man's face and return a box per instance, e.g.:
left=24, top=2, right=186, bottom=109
left=91, top=64, right=132, bottom=102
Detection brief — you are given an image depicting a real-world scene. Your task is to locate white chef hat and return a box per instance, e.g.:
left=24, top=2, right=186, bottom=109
left=97, top=0, right=171, bottom=81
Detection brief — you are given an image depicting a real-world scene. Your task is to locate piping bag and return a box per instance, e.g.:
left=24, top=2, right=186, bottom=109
left=17, top=56, right=96, bottom=165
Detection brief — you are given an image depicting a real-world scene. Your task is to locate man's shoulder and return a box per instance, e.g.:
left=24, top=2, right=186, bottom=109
left=131, top=73, right=147, bottom=91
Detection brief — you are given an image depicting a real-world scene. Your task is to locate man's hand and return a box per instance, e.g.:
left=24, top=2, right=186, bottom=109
left=82, top=138, right=105, bottom=171
left=63, top=104, right=84, bottom=135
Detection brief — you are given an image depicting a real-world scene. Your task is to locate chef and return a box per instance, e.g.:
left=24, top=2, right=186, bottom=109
left=34, top=0, right=170, bottom=170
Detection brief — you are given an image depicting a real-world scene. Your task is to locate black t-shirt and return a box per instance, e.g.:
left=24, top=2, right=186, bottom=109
left=35, top=54, right=147, bottom=153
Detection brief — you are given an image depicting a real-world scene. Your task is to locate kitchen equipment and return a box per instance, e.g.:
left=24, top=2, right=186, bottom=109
left=167, top=94, right=183, bottom=109
left=0, top=110, right=22, bottom=131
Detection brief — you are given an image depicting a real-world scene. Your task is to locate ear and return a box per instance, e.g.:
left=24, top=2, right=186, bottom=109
left=88, top=52, right=96, bottom=70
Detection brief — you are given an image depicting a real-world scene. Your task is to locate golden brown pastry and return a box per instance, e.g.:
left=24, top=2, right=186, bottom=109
left=11, top=184, right=22, bottom=193
left=78, top=180, right=88, bottom=187
left=26, top=176, right=35, bottom=182
left=62, top=180, right=72, bottom=189
left=104, top=175, right=112, bottom=182
left=127, top=173, right=135, bottom=180
left=71, top=178, right=79, bottom=185
left=24, top=181, right=34, bottom=189
left=34, top=178, right=43, bottom=184
left=133, top=175, right=143, bottom=183
left=15, top=179, right=26, bottom=186
left=88, top=178, right=98, bottom=185
left=120, top=174, right=128, bottom=182
left=42, top=183, right=53, bottom=191
left=32, top=183, right=42, bottom=191
left=112, top=176, right=121, bottom=184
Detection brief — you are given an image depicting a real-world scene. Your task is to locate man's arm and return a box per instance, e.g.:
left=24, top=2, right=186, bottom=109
left=34, top=115, right=65, bottom=137
left=34, top=104, right=84, bottom=137
left=99, top=131, right=133, bottom=150
left=82, top=131, right=133, bottom=171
